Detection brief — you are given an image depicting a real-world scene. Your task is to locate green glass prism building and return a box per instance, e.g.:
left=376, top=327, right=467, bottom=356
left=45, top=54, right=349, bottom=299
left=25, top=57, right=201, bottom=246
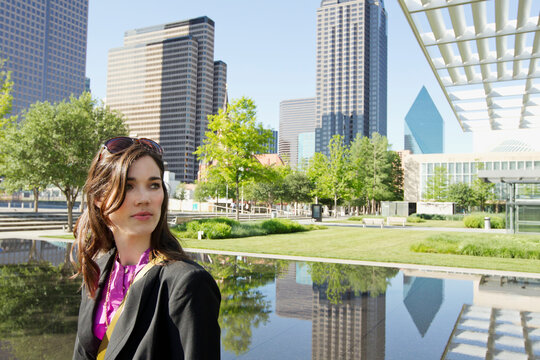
left=404, top=86, right=444, bottom=154
left=0, top=0, right=88, bottom=115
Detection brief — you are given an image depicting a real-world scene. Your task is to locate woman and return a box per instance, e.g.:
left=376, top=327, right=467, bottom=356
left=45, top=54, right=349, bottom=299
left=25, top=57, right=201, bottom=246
left=72, top=137, right=221, bottom=360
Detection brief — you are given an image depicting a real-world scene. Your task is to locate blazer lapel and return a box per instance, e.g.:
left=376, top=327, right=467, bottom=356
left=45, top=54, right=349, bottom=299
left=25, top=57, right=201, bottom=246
left=104, top=264, right=161, bottom=360
left=77, top=250, right=116, bottom=356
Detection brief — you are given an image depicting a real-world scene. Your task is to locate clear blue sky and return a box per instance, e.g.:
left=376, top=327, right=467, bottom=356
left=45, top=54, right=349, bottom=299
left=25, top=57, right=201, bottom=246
left=87, top=0, right=472, bottom=153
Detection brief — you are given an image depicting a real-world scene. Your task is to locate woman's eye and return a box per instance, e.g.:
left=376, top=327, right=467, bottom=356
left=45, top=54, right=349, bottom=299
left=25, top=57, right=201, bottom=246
left=126, top=183, right=133, bottom=190
left=150, top=183, right=161, bottom=189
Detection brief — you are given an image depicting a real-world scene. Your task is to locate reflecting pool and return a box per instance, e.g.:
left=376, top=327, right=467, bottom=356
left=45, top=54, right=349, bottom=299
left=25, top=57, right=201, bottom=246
left=1, top=239, right=540, bottom=359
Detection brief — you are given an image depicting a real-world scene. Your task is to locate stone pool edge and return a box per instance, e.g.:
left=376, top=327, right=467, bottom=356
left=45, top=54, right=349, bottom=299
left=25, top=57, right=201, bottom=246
left=184, top=247, right=540, bottom=280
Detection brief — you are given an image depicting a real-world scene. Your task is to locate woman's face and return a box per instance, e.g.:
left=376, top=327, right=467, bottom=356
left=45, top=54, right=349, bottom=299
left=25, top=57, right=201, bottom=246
left=106, top=155, right=164, bottom=244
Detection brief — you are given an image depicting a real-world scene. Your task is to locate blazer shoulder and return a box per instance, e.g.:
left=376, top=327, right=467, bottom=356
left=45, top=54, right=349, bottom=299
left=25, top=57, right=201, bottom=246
left=160, top=258, right=217, bottom=292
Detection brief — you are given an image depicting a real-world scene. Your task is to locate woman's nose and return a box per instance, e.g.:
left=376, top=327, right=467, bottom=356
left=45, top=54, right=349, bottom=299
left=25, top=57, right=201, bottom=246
left=135, top=188, right=151, bottom=205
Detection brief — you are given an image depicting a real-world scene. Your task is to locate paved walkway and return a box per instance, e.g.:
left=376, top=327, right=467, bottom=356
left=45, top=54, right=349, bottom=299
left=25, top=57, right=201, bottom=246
left=296, top=217, right=508, bottom=234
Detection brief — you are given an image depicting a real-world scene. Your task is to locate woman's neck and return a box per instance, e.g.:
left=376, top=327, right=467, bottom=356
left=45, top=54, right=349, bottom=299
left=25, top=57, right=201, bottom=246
left=114, top=235, right=151, bottom=266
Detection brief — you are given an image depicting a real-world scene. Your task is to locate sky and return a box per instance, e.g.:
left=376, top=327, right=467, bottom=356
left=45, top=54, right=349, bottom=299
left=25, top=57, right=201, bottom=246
left=86, top=0, right=472, bottom=153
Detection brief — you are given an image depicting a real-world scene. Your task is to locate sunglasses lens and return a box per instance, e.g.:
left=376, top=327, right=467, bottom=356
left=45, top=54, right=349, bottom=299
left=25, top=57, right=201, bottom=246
left=139, top=138, right=163, bottom=155
left=102, top=137, right=163, bottom=157
left=104, top=137, right=134, bottom=154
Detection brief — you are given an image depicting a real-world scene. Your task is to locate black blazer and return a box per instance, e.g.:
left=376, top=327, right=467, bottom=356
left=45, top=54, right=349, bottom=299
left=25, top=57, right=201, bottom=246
left=73, top=250, right=221, bottom=359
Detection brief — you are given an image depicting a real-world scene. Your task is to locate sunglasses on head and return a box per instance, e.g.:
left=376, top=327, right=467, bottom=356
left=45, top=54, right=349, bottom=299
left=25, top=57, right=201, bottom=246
left=101, top=137, right=163, bottom=157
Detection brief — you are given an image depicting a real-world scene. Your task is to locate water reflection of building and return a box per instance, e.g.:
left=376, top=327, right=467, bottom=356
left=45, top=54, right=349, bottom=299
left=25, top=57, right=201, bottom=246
left=403, top=275, right=443, bottom=337
left=274, top=263, right=388, bottom=359
left=275, top=263, right=312, bottom=320
left=0, top=239, right=65, bottom=266
left=402, top=270, right=540, bottom=359
left=312, top=284, right=386, bottom=360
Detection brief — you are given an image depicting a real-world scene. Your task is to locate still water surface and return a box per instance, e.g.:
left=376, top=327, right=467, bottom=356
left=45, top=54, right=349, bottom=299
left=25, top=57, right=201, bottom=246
left=1, top=239, right=539, bottom=359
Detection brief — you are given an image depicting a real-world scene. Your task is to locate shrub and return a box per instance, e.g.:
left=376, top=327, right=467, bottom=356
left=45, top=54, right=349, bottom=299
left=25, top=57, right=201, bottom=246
left=261, top=218, right=305, bottom=234
left=186, top=220, right=231, bottom=239
left=490, top=216, right=505, bottom=229
left=416, top=214, right=446, bottom=220
left=407, top=214, right=425, bottom=223
left=204, top=222, right=232, bottom=239
left=463, top=214, right=483, bottom=228
left=463, top=213, right=505, bottom=229
left=230, top=223, right=268, bottom=238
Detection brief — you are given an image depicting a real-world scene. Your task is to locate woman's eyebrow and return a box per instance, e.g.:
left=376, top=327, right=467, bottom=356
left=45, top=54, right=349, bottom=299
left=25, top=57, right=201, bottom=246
left=126, top=176, right=161, bottom=181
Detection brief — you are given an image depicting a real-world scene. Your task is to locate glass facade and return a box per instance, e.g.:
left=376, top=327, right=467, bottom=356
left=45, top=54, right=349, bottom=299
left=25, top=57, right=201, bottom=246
left=315, top=0, right=387, bottom=156
left=404, top=86, right=443, bottom=154
left=298, top=132, right=315, bottom=168
left=0, top=0, right=88, bottom=115
left=421, top=160, right=540, bottom=201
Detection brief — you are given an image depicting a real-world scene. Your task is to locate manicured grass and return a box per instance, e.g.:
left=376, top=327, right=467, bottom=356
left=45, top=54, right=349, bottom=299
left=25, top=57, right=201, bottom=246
left=405, top=220, right=466, bottom=228
left=412, top=233, right=540, bottom=259
left=178, top=227, right=540, bottom=274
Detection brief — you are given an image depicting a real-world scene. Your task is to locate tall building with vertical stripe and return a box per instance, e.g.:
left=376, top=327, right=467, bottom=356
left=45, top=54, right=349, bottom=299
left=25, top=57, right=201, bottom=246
left=0, top=0, right=88, bottom=116
left=315, top=0, right=387, bottom=155
left=106, top=17, right=227, bottom=182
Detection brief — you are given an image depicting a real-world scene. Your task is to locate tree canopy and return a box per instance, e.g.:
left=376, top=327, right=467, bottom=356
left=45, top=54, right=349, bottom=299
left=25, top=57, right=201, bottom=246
left=195, top=97, right=273, bottom=219
left=0, top=92, right=128, bottom=226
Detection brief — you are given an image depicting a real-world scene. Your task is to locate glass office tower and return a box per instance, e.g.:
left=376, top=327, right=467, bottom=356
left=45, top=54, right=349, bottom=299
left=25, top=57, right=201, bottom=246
left=404, top=86, right=444, bottom=154
left=315, top=0, right=387, bottom=155
left=0, top=0, right=88, bottom=115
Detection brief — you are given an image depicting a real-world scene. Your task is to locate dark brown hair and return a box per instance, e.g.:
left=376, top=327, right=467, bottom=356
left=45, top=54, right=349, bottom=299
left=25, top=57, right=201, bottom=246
left=72, top=143, right=187, bottom=298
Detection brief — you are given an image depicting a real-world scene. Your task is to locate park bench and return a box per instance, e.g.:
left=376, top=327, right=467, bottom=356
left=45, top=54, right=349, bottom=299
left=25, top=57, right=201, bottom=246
left=362, top=218, right=384, bottom=229
left=386, top=216, right=407, bottom=227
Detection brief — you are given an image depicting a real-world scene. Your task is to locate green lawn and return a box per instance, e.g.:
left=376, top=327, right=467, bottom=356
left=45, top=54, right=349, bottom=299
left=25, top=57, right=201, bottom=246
left=179, top=227, right=540, bottom=274
left=42, top=226, right=540, bottom=274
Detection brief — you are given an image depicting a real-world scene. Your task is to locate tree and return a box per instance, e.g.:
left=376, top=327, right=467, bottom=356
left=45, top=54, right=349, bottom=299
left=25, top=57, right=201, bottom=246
left=283, top=171, right=313, bottom=214
left=471, top=177, right=495, bottom=211
left=423, top=166, right=448, bottom=201
left=306, top=152, right=331, bottom=203
left=247, top=165, right=289, bottom=212
left=1, top=92, right=127, bottom=228
left=447, top=182, right=474, bottom=212
left=195, top=97, right=273, bottom=220
left=307, top=136, right=351, bottom=217
left=349, top=133, right=400, bottom=214
left=174, top=182, right=187, bottom=200
left=387, top=150, right=404, bottom=200
left=0, top=59, right=14, bottom=167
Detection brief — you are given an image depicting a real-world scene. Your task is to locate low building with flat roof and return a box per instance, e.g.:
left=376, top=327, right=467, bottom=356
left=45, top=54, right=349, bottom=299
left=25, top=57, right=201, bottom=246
left=403, top=152, right=540, bottom=203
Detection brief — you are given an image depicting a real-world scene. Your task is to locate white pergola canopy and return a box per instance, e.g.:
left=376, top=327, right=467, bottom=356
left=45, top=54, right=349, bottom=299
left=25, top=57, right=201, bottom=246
left=398, top=0, right=540, bottom=132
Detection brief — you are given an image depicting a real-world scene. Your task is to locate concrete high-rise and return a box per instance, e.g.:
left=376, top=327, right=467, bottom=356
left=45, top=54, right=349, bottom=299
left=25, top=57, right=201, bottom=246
left=0, top=0, right=88, bottom=115
left=279, top=97, right=316, bottom=167
left=315, top=0, right=387, bottom=155
left=107, top=17, right=227, bottom=182
left=404, top=86, right=443, bottom=154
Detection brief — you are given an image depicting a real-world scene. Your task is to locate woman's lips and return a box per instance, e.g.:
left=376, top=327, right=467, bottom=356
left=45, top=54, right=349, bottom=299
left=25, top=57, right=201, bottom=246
left=132, top=212, right=152, bottom=220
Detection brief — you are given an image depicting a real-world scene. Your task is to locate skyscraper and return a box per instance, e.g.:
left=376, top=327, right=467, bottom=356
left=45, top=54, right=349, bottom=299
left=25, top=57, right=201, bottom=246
left=404, top=86, right=444, bottom=154
left=315, top=0, right=387, bottom=155
left=279, top=97, right=316, bottom=167
left=0, top=0, right=89, bottom=115
left=107, top=17, right=227, bottom=182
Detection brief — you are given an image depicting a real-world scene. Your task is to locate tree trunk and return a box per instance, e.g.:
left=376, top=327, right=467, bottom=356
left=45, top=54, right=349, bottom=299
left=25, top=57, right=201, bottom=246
left=33, top=187, right=39, bottom=213
left=235, top=180, right=240, bottom=221
left=334, top=194, right=338, bottom=218
left=66, top=192, right=73, bottom=232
